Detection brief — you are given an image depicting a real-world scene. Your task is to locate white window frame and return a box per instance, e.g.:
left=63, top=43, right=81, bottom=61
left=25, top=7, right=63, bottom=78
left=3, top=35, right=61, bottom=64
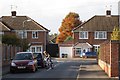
left=32, top=31, right=38, bottom=39
left=79, top=31, right=88, bottom=39
left=17, top=31, right=27, bottom=39
left=75, top=48, right=81, bottom=55
left=93, top=45, right=100, bottom=52
left=94, top=31, right=107, bottom=39
left=30, top=45, right=42, bottom=53
left=0, top=32, right=4, bottom=35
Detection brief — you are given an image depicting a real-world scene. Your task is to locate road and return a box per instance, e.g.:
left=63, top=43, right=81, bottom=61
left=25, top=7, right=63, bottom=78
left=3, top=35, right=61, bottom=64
left=2, top=59, right=84, bottom=80
left=2, top=59, right=111, bottom=80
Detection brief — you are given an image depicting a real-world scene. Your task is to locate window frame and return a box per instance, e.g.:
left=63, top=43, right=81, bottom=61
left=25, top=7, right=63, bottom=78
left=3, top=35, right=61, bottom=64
left=94, top=31, right=107, bottom=39
left=79, top=31, right=88, bottom=39
left=32, top=31, right=38, bottom=39
left=93, top=45, right=100, bottom=52
left=30, top=46, right=42, bottom=53
left=17, top=31, right=27, bottom=39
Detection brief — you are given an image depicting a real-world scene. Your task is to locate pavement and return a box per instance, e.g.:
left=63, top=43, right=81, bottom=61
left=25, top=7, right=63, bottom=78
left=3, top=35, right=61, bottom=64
left=77, top=61, right=118, bottom=80
left=2, top=65, right=10, bottom=76
left=1, top=58, right=119, bottom=80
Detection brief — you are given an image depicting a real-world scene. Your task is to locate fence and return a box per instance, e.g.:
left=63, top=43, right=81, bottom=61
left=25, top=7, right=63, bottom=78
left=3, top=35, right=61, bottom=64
left=2, top=44, right=22, bottom=66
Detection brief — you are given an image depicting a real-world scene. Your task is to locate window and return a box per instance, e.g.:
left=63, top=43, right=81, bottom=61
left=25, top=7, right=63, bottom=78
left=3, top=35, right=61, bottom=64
left=30, top=46, right=42, bottom=53
left=79, top=31, right=88, bottom=39
left=95, top=31, right=107, bottom=39
left=75, top=48, right=81, bottom=55
left=17, top=31, right=27, bottom=39
left=31, top=47, right=35, bottom=52
left=0, top=32, right=4, bottom=35
left=32, top=31, right=38, bottom=39
left=93, top=45, right=100, bottom=52
left=36, top=47, right=41, bottom=52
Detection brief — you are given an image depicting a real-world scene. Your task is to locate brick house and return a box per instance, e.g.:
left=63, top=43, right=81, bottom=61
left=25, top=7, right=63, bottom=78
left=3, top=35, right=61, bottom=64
left=72, top=10, right=119, bottom=57
left=1, top=11, right=49, bottom=54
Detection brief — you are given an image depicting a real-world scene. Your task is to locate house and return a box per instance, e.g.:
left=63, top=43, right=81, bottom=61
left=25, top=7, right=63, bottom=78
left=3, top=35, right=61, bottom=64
left=0, top=21, right=11, bottom=35
left=1, top=11, right=50, bottom=53
left=72, top=10, right=119, bottom=57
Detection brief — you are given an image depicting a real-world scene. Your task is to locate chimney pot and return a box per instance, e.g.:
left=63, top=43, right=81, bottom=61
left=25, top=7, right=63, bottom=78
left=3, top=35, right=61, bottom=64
left=11, top=11, right=16, bottom=16
left=106, top=10, right=111, bottom=15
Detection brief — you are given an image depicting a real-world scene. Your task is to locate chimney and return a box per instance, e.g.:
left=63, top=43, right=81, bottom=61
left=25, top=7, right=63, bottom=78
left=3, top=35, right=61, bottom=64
left=106, top=5, right=112, bottom=17
left=11, top=11, right=16, bottom=16
left=106, top=10, right=111, bottom=16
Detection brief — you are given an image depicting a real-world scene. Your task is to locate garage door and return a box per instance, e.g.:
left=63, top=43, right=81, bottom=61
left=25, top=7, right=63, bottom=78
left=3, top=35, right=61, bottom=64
left=60, top=47, right=72, bottom=58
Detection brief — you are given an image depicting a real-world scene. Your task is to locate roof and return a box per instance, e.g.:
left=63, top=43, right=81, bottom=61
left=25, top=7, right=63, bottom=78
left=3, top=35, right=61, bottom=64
left=0, top=22, right=10, bottom=31
left=58, top=39, right=74, bottom=47
left=73, top=15, right=119, bottom=32
left=1, top=16, right=49, bottom=31
left=73, top=42, right=93, bottom=48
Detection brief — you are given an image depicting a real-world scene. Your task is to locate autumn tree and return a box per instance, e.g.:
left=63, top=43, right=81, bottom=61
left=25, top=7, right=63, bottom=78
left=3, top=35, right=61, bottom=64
left=56, top=12, right=82, bottom=43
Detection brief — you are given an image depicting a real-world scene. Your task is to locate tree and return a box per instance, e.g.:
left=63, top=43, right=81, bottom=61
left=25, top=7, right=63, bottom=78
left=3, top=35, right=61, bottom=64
left=111, top=26, right=120, bottom=40
left=64, top=36, right=74, bottom=42
left=20, top=39, right=30, bottom=51
left=2, top=34, right=30, bottom=51
left=49, top=33, right=58, bottom=43
left=2, top=34, right=20, bottom=46
left=56, top=12, right=82, bottom=43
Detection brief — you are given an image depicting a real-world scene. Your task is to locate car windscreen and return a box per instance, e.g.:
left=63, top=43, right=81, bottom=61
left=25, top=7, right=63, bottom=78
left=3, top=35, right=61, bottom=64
left=14, top=53, right=33, bottom=60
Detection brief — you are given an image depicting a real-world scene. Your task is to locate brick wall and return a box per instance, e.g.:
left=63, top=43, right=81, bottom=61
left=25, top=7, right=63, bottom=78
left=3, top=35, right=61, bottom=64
left=73, top=32, right=112, bottom=45
left=98, top=40, right=119, bottom=77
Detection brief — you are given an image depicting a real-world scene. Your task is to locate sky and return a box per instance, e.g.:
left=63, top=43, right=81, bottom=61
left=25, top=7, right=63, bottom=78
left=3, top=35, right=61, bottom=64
left=0, top=0, right=119, bottom=34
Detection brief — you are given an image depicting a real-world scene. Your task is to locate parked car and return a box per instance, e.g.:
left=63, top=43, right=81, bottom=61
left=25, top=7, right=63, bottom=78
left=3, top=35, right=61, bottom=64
left=10, top=52, right=38, bottom=73
left=33, top=53, right=45, bottom=68
left=85, top=52, right=97, bottom=58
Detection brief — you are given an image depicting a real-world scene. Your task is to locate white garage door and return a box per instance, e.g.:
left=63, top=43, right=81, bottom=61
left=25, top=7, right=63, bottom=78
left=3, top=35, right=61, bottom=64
left=60, top=47, right=73, bottom=58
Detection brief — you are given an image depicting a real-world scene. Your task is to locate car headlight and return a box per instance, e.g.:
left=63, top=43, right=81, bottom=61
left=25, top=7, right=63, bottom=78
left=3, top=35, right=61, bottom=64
left=28, top=61, right=34, bottom=65
left=11, top=62, right=16, bottom=66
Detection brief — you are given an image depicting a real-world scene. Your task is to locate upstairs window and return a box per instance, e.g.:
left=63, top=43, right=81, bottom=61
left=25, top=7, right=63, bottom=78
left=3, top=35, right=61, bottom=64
left=32, top=31, right=38, bottom=39
left=79, top=31, right=88, bottom=39
left=17, top=31, right=27, bottom=39
left=95, top=31, right=107, bottom=39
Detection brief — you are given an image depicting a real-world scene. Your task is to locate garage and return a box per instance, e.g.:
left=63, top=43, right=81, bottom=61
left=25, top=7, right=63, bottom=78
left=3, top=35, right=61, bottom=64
left=59, top=47, right=73, bottom=58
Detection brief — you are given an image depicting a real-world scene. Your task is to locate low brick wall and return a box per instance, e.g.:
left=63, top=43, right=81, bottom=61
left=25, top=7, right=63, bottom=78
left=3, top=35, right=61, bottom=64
left=98, top=59, right=111, bottom=76
left=98, top=40, right=119, bottom=77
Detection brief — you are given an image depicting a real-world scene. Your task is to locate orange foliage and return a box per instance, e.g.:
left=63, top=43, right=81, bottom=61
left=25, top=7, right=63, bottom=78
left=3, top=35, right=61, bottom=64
left=56, top=12, right=82, bottom=43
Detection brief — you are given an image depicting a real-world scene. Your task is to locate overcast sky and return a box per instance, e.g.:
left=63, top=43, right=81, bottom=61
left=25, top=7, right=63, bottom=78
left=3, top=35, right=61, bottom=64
left=0, top=0, right=119, bottom=34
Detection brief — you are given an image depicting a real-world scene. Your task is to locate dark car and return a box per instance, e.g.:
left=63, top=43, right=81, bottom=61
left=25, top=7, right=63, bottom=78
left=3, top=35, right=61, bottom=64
left=85, top=52, right=97, bottom=58
left=10, top=52, right=38, bottom=73
left=33, top=53, right=45, bottom=68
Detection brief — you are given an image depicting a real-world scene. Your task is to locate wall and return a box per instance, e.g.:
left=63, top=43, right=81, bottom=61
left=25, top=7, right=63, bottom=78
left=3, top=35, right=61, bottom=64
left=27, top=31, right=48, bottom=51
left=98, top=40, right=119, bottom=77
left=73, top=32, right=112, bottom=45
